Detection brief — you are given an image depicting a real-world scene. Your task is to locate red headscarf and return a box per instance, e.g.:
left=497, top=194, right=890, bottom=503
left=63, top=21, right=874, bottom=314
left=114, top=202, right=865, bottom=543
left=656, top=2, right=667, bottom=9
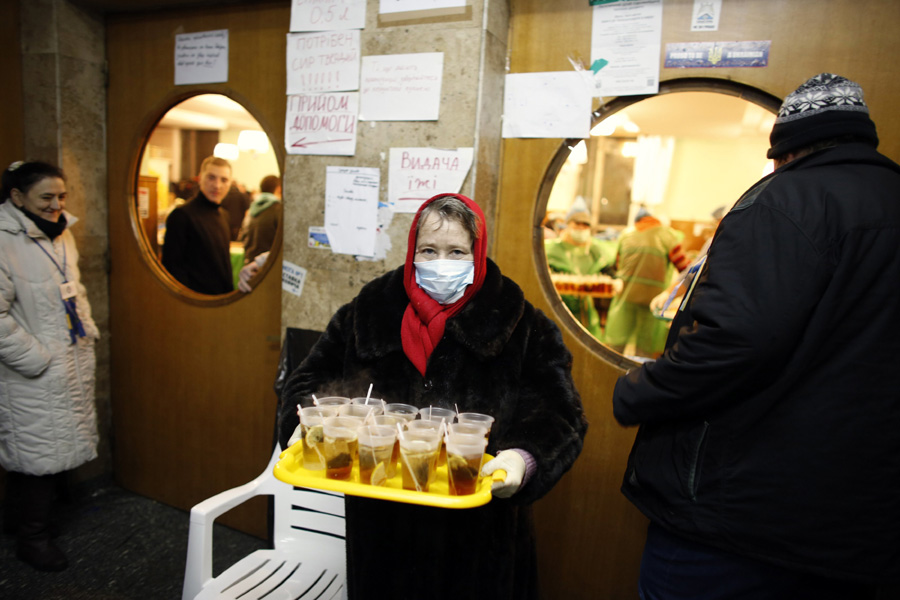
left=400, top=194, right=488, bottom=376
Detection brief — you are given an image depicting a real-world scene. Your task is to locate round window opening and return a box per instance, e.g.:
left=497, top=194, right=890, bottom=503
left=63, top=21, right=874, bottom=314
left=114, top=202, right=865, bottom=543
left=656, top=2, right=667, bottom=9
left=134, top=94, right=281, bottom=301
left=536, top=79, right=781, bottom=366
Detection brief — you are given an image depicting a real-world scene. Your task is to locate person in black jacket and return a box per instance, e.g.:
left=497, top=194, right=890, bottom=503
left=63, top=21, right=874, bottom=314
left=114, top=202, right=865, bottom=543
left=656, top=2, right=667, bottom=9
left=161, top=156, right=234, bottom=294
left=278, top=193, right=587, bottom=600
left=612, top=73, right=900, bottom=599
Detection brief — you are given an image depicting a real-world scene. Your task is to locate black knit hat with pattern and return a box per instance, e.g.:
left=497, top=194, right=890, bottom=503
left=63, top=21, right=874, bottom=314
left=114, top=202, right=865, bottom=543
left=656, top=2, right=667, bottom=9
left=767, top=73, right=879, bottom=159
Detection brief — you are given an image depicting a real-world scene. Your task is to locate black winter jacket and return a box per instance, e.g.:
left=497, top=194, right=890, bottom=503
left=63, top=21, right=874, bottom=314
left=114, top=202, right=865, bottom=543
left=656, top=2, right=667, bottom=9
left=279, top=259, right=587, bottom=600
left=613, top=143, right=900, bottom=584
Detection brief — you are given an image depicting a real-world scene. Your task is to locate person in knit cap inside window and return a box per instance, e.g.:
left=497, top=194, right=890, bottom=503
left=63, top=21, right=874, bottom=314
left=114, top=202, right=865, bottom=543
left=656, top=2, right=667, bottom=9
left=612, top=73, right=900, bottom=598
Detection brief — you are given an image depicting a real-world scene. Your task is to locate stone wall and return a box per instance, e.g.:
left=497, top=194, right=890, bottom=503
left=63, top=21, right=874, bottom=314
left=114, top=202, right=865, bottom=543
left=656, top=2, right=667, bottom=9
left=20, top=0, right=111, bottom=481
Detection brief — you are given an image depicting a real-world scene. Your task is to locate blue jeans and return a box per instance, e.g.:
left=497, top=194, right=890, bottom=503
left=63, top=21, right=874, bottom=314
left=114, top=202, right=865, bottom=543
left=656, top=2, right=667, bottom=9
left=639, top=523, right=878, bottom=600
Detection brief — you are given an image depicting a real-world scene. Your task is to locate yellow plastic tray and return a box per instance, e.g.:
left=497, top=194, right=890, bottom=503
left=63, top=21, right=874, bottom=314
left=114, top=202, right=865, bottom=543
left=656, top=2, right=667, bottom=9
left=273, top=442, right=498, bottom=509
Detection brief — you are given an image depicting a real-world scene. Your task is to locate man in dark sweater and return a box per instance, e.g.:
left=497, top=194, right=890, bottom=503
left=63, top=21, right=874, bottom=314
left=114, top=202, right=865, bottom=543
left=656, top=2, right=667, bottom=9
left=161, top=156, right=234, bottom=294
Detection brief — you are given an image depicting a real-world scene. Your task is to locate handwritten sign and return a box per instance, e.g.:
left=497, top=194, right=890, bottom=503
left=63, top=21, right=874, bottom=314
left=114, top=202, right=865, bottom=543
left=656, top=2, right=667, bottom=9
left=388, top=147, right=474, bottom=213
left=502, top=72, right=591, bottom=139
left=175, top=29, right=228, bottom=85
left=285, top=92, right=359, bottom=156
left=325, top=166, right=381, bottom=257
left=359, top=53, right=443, bottom=121
left=290, top=0, right=366, bottom=31
left=379, top=0, right=466, bottom=14
left=287, top=30, right=360, bottom=94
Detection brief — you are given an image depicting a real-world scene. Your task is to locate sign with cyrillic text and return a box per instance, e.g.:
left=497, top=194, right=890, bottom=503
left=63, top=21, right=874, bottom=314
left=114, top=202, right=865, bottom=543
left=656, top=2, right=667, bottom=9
left=285, top=92, right=359, bottom=156
left=286, top=30, right=360, bottom=94
left=359, top=53, right=443, bottom=121
left=388, top=147, right=473, bottom=213
left=175, top=30, right=228, bottom=85
left=290, top=0, right=366, bottom=31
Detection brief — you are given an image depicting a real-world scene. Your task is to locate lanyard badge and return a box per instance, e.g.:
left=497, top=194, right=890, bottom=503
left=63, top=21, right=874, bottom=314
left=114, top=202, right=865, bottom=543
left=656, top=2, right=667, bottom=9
left=33, top=238, right=87, bottom=345
left=63, top=296, right=86, bottom=344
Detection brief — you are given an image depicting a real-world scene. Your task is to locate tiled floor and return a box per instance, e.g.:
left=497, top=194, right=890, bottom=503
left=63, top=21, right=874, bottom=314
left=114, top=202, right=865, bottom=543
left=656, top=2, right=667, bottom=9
left=0, top=480, right=267, bottom=600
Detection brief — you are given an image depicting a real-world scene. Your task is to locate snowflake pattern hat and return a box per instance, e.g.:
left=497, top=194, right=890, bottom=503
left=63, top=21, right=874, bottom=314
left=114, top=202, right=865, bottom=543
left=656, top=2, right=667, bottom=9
left=767, top=73, right=878, bottom=159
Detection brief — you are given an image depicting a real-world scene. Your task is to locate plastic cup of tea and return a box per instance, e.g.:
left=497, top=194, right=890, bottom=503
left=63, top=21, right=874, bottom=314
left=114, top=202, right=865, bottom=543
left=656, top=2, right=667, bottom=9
left=418, top=406, right=456, bottom=424
left=322, top=417, right=360, bottom=481
left=315, top=396, right=352, bottom=409
left=299, top=406, right=339, bottom=470
left=356, top=425, right=396, bottom=486
left=445, top=433, right=488, bottom=496
left=456, top=412, right=494, bottom=439
left=339, top=403, right=376, bottom=422
left=398, top=428, right=441, bottom=493
left=447, top=422, right=488, bottom=439
left=384, top=403, right=419, bottom=422
left=351, top=397, right=386, bottom=416
left=373, top=415, right=406, bottom=478
left=405, top=420, right=445, bottom=483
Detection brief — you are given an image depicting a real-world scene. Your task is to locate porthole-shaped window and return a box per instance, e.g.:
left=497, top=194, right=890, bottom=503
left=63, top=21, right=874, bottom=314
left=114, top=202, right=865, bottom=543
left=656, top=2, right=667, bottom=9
left=534, top=78, right=781, bottom=367
left=132, top=93, right=282, bottom=304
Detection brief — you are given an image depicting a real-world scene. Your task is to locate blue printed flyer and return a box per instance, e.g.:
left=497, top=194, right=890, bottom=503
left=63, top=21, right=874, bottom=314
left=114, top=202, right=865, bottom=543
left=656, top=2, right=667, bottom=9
left=664, top=41, right=770, bottom=69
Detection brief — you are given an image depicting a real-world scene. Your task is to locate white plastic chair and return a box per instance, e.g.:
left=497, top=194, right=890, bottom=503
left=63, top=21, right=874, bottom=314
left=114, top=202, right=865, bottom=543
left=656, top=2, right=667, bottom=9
left=182, top=445, right=347, bottom=600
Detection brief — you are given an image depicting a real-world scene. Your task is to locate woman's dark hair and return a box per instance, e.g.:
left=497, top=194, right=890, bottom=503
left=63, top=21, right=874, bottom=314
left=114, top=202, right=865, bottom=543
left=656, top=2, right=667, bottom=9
left=0, top=161, right=66, bottom=204
left=416, top=195, right=482, bottom=243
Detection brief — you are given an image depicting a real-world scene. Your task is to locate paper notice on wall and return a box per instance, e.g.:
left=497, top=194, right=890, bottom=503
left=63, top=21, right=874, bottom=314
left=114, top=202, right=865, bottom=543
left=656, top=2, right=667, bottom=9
left=359, top=53, right=443, bottom=121
left=590, top=0, right=662, bottom=96
left=282, top=261, right=308, bottom=297
left=502, top=72, right=592, bottom=139
left=285, top=92, right=359, bottom=156
left=379, top=0, right=466, bottom=14
left=325, top=166, right=380, bottom=257
left=308, top=226, right=331, bottom=249
left=290, top=0, right=367, bottom=31
left=175, top=29, right=229, bottom=85
left=388, top=147, right=473, bottom=213
left=287, top=30, right=360, bottom=94
left=691, top=0, right=722, bottom=31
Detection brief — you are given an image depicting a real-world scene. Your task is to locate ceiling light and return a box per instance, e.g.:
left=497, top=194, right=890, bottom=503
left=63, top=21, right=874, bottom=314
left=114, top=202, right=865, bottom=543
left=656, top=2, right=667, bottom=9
left=213, top=143, right=239, bottom=160
left=621, top=141, right=639, bottom=157
left=568, top=140, right=588, bottom=165
left=622, top=119, right=640, bottom=134
left=591, top=119, right=617, bottom=136
left=237, top=130, right=269, bottom=153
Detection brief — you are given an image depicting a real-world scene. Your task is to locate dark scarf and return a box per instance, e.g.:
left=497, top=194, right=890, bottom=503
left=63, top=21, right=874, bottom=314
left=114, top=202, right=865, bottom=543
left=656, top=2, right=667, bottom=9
left=15, top=203, right=68, bottom=239
left=400, top=194, right=488, bottom=376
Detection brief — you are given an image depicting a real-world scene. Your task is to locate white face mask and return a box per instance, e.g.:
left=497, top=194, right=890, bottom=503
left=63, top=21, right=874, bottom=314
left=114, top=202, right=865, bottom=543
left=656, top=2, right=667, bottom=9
left=414, top=260, right=475, bottom=305
left=568, top=228, right=591, bottom=244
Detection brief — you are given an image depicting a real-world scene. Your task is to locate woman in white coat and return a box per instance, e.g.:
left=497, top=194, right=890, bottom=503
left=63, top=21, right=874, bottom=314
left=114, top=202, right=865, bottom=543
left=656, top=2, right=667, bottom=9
left=0, top=161, right=99, bottom=571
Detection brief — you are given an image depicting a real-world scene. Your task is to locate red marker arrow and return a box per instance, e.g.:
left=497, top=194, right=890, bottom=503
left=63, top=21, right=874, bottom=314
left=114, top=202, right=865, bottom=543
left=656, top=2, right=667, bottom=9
left=291, top=137, right=353, bottom=148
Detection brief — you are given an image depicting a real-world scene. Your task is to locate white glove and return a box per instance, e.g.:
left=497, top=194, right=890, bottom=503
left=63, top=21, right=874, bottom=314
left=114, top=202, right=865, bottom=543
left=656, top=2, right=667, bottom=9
left=649, top=289, right=670, bottom=315
left=611, top=278, right=624, bottom=295
left=286, top=423, right=303, bottom=448
left=481, top=450, right=526, bottom=498
left=237, top=251, right=270, bottom=293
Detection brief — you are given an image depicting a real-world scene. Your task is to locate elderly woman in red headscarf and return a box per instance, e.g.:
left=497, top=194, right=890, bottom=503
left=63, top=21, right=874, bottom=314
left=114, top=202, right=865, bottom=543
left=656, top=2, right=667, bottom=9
left=278, top=193, right=587, bottom=600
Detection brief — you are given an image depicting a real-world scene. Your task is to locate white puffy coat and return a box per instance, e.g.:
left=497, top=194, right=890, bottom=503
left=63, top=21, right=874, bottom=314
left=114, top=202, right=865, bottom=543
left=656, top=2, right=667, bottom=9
left=0, top=200, right=99, bottom=475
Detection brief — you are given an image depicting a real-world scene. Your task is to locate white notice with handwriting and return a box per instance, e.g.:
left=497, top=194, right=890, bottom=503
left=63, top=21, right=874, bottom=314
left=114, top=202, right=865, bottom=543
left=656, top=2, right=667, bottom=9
left=175, top=29, right=228, bottom=85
